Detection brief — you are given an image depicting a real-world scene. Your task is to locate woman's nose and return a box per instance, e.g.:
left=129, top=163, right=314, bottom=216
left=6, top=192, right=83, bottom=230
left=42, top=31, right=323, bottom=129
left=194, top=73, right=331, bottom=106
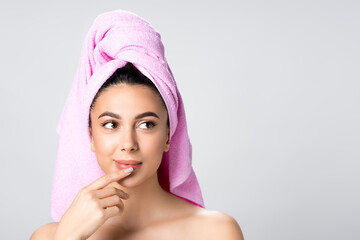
left=120, top=127, right=138, bottom=152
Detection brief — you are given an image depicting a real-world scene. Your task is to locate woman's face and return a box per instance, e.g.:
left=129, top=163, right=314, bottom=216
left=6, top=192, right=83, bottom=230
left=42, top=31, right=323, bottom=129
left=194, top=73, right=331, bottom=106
left=89, top=84, right=170, bottom=187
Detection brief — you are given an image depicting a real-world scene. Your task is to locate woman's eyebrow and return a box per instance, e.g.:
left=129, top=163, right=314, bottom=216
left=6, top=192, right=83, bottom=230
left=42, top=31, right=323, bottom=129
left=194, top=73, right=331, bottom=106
left=98, top=111, right=120, bottom=119
left=135, top=112, right=160, bottom=120
left=98, top=111, right=159, bottom=119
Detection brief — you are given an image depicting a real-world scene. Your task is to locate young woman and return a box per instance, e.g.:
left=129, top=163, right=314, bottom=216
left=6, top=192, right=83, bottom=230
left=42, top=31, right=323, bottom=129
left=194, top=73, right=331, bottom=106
left=31, top=10, right=244, bottom=240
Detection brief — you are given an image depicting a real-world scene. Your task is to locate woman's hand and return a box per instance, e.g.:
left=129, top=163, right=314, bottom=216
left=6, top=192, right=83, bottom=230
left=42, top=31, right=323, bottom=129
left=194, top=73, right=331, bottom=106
left=54, top=168, right=133, bottom=240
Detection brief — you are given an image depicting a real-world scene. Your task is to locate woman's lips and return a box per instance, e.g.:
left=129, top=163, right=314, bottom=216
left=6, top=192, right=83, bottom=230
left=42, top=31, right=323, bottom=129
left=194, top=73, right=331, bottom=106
left=114, top=160, right=142, bottom=170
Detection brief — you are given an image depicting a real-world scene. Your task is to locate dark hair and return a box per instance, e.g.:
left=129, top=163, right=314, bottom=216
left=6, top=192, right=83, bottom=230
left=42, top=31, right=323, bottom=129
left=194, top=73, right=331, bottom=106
left=88, top=62, right=169, bottom=129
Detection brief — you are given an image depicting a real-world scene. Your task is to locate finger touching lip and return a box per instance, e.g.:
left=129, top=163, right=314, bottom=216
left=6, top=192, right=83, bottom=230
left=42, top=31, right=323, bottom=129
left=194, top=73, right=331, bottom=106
left=114, top=160, right=142, bottom=170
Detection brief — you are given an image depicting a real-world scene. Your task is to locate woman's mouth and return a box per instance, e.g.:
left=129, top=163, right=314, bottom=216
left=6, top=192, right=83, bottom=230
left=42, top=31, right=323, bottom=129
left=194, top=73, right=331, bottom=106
left=114, top=160, right=142, bottom=170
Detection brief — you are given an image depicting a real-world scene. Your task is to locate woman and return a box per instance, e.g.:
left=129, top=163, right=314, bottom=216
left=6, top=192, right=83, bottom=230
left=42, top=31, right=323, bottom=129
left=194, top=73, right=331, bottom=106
left=31, top=10, right=244, bottom=240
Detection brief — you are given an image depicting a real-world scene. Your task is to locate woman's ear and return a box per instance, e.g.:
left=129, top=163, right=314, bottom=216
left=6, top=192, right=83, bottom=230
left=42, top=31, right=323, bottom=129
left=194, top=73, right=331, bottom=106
left=164, top=127, right=170, bottom=152
left=89, top=127, right=96, bottom=152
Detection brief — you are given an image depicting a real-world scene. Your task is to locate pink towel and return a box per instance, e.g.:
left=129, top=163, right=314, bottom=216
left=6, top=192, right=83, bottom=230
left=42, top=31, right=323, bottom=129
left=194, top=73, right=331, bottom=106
left=50, top=10, right=204, bottom=222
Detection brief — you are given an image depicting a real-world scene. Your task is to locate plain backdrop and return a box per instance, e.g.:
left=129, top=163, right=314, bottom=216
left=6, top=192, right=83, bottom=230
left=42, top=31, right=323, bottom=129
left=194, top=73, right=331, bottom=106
left=0, top=0, right=359, bottom=239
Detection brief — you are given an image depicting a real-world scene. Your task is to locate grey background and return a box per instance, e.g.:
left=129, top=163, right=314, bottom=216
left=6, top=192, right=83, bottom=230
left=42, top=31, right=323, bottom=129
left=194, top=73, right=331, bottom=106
left=0, top=0, right=359, bottom=239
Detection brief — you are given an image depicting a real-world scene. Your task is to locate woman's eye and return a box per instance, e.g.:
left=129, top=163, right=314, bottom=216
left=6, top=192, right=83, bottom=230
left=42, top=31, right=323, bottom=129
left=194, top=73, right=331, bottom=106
left=138, top=121, right=156, bottom=129
left=103, top=121, right=118, bottom=129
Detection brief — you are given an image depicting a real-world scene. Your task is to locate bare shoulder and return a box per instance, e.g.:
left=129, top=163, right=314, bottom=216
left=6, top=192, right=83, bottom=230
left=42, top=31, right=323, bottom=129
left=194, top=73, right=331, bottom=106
left=190, top=208, right=244, bottom=240
left=30, top=222, right=58, bottom=240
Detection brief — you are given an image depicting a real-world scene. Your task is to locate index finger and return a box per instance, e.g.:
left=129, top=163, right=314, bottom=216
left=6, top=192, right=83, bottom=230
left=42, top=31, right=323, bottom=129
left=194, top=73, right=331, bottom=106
left=86, top=167, right=134, bottom=190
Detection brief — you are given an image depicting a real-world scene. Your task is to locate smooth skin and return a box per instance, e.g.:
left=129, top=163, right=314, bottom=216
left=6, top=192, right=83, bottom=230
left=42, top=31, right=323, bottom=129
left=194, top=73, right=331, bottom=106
left=31, top=84, right=244, bottom=240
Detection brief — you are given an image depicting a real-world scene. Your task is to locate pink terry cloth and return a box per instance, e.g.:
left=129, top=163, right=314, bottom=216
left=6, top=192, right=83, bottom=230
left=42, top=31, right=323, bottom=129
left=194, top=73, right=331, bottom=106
left=50, top=10, right=204, bottom=221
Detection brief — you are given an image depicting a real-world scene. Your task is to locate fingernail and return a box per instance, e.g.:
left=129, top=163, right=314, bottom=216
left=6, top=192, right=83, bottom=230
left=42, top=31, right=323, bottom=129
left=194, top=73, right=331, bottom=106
left=124, top=167, right=134, bottom=173
left=126, top=193, right=130, bottom=199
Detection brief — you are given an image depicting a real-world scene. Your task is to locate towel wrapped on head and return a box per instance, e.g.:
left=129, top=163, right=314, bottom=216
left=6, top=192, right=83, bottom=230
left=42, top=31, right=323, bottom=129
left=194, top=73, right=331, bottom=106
left=51, top=10, right=204, bottom=221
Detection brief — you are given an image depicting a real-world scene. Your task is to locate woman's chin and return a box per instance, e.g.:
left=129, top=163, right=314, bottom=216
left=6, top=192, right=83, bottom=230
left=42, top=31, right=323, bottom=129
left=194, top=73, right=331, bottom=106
left=117, top=175, right=138, bottom=188
left=120, top=171, right=154, bottom=189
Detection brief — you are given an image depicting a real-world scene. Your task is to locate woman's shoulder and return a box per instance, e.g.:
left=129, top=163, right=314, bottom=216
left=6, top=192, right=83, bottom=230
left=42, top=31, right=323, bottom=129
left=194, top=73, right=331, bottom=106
left=30, top=222, right=58, bottom=240
left=188, top=208, right=244, bottom=240
left=140, top=206, right=244, bottom=240
left=164, top=195, right=244, bottom=239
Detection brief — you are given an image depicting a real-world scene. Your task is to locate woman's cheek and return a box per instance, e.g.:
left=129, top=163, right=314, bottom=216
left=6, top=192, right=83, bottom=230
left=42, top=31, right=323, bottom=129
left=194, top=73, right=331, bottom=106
left=93, top=134, right=116, bottom=173
left=95, top=132, right=118, bottom=155
left=143, top=132, right=167, bottom=157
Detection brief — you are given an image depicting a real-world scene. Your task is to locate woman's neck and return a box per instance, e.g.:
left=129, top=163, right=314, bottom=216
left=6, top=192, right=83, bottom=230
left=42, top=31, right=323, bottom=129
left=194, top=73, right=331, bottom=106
left=105, top=172, right=173, bottom=231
